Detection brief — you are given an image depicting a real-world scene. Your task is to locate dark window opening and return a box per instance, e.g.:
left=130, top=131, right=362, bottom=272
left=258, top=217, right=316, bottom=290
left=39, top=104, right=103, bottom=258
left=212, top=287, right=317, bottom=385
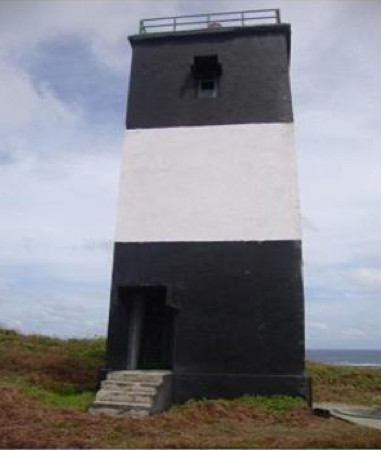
left=191, top=55, right=222, bottom=79
left=191, top=55, right=221, bottom=99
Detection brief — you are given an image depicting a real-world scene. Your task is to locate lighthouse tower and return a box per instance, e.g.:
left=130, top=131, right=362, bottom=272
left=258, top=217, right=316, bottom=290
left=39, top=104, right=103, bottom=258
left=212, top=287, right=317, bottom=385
left=95, top=10, right=311, bottom=415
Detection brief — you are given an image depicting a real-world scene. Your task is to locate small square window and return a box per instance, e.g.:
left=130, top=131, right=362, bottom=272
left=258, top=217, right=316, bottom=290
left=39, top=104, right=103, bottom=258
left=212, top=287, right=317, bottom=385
left=198, top=79, right=217, bottom=98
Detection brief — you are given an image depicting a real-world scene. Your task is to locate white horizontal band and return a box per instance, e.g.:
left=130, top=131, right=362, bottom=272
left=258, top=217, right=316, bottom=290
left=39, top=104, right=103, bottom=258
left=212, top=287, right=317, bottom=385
left=115, top=123, right=301, bottom=242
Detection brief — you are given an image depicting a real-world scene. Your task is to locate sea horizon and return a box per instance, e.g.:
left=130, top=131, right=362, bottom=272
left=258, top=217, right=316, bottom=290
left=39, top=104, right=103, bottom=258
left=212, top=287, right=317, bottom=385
left=306, top=348, right=381, bottom=367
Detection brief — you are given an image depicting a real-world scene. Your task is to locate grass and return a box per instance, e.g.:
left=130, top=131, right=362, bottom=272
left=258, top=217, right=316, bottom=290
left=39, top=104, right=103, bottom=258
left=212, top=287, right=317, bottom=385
left=235, top=394, right=306, bottom=414
left=0, top=376, right=94, bottom=409
left=0, top=327, right=380, bottom=448
left=0, top=327, right=104, bottom=391
left=309, top=361, right=381, bottom=406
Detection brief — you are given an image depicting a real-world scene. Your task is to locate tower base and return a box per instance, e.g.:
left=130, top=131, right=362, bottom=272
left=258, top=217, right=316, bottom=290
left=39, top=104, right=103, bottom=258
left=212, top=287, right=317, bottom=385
left=172, top=372, right=312, bottom=406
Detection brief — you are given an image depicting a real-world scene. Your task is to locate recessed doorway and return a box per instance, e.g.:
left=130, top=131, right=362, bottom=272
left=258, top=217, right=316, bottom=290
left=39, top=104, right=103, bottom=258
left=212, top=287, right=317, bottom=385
left=119, top=286, right=176, bottom=370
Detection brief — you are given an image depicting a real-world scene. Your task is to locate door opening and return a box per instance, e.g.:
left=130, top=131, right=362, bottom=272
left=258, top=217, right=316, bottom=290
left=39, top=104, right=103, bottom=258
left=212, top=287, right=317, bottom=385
left=120, top=286, right=176, bottom=370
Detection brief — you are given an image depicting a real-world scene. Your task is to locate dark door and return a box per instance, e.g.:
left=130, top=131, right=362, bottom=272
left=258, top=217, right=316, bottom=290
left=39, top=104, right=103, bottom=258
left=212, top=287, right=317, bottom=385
left=124, top=286, right=176, bottom=370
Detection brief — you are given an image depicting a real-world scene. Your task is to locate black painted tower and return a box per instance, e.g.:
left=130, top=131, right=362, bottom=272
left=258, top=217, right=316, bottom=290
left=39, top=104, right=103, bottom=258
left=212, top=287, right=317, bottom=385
left=106, top=10, right=310, bottom=404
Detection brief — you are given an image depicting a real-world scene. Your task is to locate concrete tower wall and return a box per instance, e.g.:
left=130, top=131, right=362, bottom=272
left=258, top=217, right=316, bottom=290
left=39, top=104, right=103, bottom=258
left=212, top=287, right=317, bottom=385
left=127, top=25, right=292, bottom=128
left=105, top=23, right=310, bottom=403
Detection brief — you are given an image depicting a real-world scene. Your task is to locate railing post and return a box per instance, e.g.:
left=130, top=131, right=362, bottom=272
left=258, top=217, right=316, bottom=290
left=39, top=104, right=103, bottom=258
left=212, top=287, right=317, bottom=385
left=275, top=9, right=281, bottom=24
left=174, top=17, right=177, bottom=32
left=241, top=11, right=244, bottom=27
left=206, top=14, right=210, bottom=29
left=139, top=20, right=144, bottom=34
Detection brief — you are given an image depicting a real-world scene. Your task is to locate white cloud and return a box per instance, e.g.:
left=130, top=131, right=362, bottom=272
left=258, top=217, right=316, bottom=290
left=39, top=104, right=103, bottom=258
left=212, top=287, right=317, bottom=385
left=0, top=149, right=119, bottom=270
left=0, top=1, right=183, bottom=73
left=342, top=329, right=366, bottom=338
left=310, top=321, right=329, bottom=332
left=0, top=58, right=82, bottom=131
left=344, top=268, right=381, bottom=290
left=306, top=290, right=381, bottom=348
left=0, top=283, right=109, bottom=337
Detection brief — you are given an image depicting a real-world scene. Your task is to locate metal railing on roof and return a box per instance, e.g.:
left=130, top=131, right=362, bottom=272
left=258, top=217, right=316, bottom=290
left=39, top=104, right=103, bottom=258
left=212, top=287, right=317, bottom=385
left=139, top=9, right=281, bottom=34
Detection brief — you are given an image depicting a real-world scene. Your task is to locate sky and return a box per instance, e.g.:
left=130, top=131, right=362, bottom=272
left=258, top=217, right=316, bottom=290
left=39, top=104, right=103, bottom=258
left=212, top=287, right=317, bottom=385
left=0, top=0, right=380, bottom=349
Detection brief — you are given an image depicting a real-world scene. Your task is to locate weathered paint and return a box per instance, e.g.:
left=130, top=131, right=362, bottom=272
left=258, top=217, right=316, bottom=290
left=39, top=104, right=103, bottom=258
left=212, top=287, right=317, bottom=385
left=115, top=123, right=301, bottom=243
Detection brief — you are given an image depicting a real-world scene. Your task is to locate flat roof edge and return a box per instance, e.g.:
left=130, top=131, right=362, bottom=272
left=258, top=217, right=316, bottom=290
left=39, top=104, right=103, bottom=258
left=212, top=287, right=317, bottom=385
left=128, top=23, right=291, bottom=61
left=129, top=23, right=290, bottom=42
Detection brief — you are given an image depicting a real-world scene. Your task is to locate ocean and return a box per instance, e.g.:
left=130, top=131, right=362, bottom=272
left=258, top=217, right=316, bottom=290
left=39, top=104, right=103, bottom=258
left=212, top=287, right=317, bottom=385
left=306, top=349, right=381, bottom=367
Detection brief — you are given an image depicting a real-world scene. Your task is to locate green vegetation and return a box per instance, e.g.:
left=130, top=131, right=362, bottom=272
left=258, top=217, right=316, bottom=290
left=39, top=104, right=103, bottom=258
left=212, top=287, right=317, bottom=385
left=0, top=376, right=94, bottom=410
left=0, top=327, right=380, bottom=449
left=0, top=327, right=105, bottom=389
left=234, top=394, right=306, bottom=414
left=309, top=361, right=381, bottom=406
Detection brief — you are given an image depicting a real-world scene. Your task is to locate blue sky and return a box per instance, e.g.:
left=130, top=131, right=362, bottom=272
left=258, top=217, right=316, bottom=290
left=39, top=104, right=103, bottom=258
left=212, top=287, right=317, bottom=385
left=0, top=0, right=380, bottom=349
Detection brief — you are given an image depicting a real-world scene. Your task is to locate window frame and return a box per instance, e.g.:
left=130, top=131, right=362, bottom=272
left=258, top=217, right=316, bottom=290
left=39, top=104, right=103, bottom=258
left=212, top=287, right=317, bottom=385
left=197, top=78, right=218, bottom=99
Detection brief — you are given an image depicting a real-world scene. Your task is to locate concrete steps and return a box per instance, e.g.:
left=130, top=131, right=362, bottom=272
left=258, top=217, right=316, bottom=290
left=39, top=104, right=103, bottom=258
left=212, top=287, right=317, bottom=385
left=101, top=381, right=157, bottom=394
left=89, top=370, right=172, bottom=417
left=96, top=390, right=154, bottom=404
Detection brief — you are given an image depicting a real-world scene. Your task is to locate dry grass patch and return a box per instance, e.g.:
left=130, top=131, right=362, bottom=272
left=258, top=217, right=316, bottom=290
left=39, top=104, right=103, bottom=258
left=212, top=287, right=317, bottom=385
left=0, top=328, right=104, bottom=391
left=308, top=361, right=381, bottom=406
left=1, top=386, right=381, bottom=449
left=1, top=328, right=381, bottom=448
